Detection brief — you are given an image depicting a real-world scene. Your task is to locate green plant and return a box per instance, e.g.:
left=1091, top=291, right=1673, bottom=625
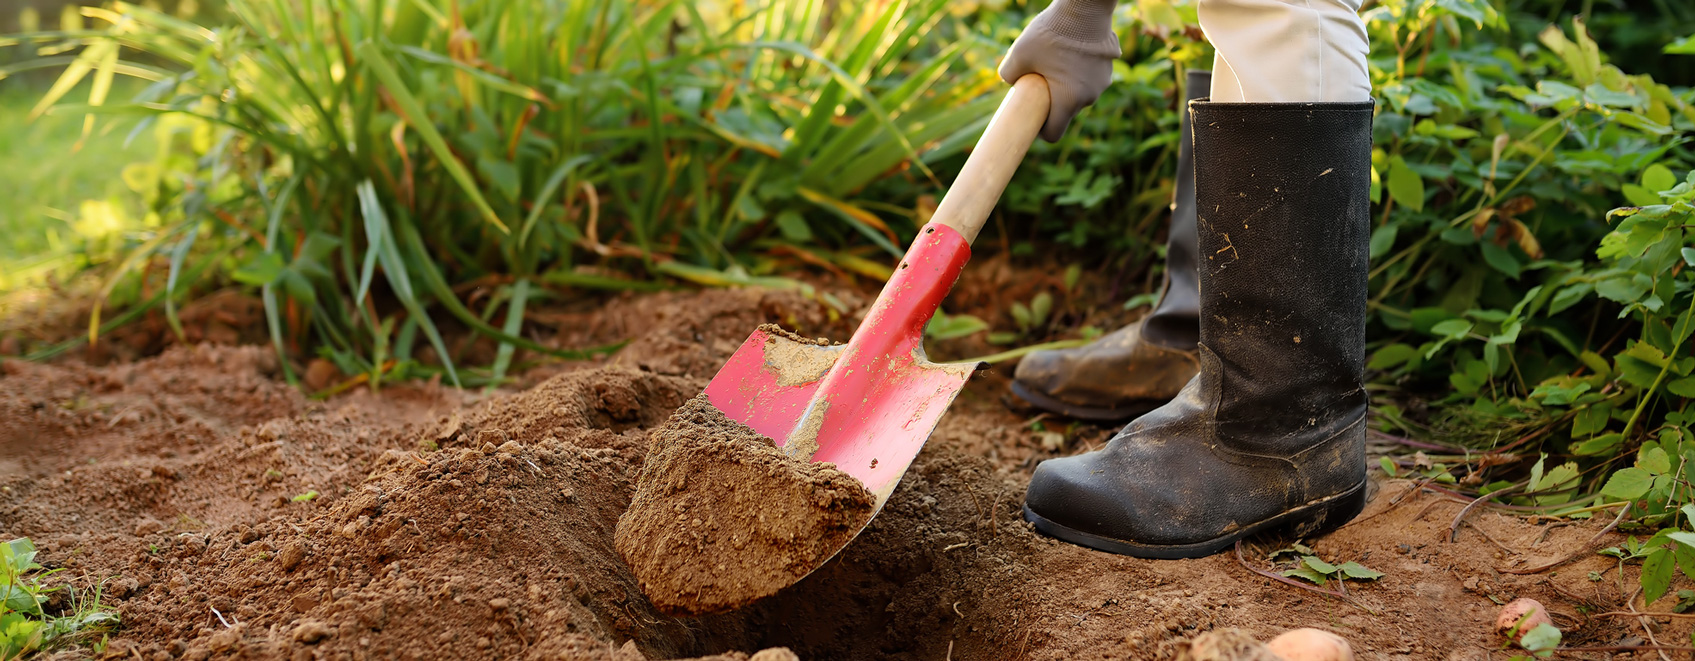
left=988, top=290, right=1053, bottom=344
left=1269, top=543, right=1385, bottom=588
left=5, top=0, right=1003, bottom=382
left=1505, top=620, right=1561, bottom=660
left=1, top=538, right=118, bottom=660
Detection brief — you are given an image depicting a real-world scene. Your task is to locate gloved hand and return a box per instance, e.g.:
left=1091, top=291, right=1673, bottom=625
left=998, top=0, right=1120, bottom=142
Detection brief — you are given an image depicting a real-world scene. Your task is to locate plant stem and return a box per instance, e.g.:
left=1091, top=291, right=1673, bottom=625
left=1622, top=294, right=1695, bottom=440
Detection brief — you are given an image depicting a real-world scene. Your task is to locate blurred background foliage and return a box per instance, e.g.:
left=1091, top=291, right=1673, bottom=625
left=4, top=0, right=1695, bottom=585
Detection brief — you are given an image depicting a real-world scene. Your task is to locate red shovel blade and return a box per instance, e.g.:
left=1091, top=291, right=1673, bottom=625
left=704, top=222, right=981, bottom=508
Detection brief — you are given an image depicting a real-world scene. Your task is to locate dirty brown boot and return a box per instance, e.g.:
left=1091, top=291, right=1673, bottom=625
left=1022, top=98, right=1375, bottom=558
left=1009, top=70, right=1211, bottom=422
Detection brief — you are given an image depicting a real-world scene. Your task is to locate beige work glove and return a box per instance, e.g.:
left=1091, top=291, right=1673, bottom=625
left=998, top=0, right=1120, bottom=142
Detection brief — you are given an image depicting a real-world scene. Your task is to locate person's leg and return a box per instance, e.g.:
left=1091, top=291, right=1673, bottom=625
left=1021, top=0, right=1375, bottom=558
left=1008, top=69, right=1211, bottom=423
left=1202, top=0, right=1370, bottom=103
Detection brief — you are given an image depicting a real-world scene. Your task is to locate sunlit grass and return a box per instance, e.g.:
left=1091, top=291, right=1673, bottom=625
left=0, top=80, right=151, bottom=290
left=5, top=0, right=1000, bottom=384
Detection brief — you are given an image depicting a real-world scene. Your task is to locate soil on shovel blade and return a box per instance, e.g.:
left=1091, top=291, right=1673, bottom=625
left=0, top=285, right=1686, bottom=660
left=615, top=396, right=875, bottom=616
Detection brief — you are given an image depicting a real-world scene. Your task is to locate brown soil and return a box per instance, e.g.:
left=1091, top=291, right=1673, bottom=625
left=615, top=396, right=875, bottom=616
left=1, top=284, right=1687, bottom=660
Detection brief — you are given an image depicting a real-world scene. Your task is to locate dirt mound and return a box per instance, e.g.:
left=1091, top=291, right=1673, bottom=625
left=2, top=289, right=1686, bottom=660
left=525, top=288, right=862, bottom=384
left=94, top=367, right=779, bottom=660
left=616, top=397, right=875, bottom=616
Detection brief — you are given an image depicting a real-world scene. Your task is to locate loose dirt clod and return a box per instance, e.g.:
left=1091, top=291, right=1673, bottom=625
left=615, top=395, right=875, bottom=616
left=757, top=323, right=840, bottom=388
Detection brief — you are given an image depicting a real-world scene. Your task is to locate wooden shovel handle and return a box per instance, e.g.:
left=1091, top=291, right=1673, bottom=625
left=929, top=73, right=1050, bottom=244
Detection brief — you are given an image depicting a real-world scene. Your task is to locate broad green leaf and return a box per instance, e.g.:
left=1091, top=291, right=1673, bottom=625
left=0, top=584, right=43, bottom=615
left=1624, top=183, right=1661, bottom=206
left=1618, top=341, right=1670, bottom=384
left=1480, top=242, right=1522, bottom=278
left=1549, top=283, right=1592, bottom=314
left=1387, top=157, right=1425, bottom=212
left=1580, top=351, right=1611, bottom=376
left=1572, top=403, right=1614, bottom=436
left=1669, top=376, right=1695, bottom=398
left=1369, top=224, right=1399, bottom=259
left=1519, top=622, right=1561, bottom=655
left=1431, top=319, right=1473, bottom=338
left=1532, top=378, right=1590, bottom=405
left=1337, top=561, right=1384, bottom=580
left=1640, top=446, right=1672, bottom=475
left=925, top=313, right=988, bottom=341
left=1368, top=343, right=1420, bottom=370
left=1536, top=463, right=1579, bottom=505
left=1646, top=164, right=1678, bottom=192
left=1666, top=531, right=1695, bottom=551
left=1644, top=548, right=1676, bottom=604
left=1302, top=555, right=1338, bottom=574
left=1601, top=467, right=1654, bottom=500
left=1572, top=433, right=1623, bottom=456
left=1281, top=566, right=1329, bottom=586
left=1030, top=292, right=1054, bottom=326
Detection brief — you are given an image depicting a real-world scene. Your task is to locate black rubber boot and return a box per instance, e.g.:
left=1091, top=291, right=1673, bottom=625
left=1009, top=70, right=1211, bottom=423
left=1022, top=98, right=1375, bottom=559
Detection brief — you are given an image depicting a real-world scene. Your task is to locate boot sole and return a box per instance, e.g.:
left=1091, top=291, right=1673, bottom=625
left=1006, top=381, right=1162, bottom=424
left=1022, top=478, right=1368, bottom=559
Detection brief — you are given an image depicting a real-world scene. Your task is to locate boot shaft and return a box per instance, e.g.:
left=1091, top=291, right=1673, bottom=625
left=1187, top=100, right=1374, bottom=447
left=1141, top=69, right=1212, bottom=350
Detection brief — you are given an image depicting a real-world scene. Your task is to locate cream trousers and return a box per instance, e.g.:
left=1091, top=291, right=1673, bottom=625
left=1199, top=0, right=1371, bottom=103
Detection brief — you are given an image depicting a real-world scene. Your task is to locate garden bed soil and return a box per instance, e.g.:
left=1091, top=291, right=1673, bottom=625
left=1, top=285, right=1685, bottom=660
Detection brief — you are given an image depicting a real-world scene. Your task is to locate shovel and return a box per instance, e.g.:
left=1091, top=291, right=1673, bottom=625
left=703, top=74, right=1050, bottom=522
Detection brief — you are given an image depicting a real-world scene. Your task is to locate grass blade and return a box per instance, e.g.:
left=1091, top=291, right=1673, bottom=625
left=162, top=227, right=198, bottom=341
left=355, top=180, right=462, bottom=387
left=486, top=278, right=530, bottom=392
left=518, top=155, right=593, bottom=249
left=357, top=40, right=509, bottom=234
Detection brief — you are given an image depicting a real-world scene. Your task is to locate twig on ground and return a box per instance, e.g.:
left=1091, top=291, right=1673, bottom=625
left=1336, top=479, right=1438, bottom=530
left=1532, top=521, right=1577, bottom=545
left=1450, top=482, right=1523, bottom=542
left=1596, top=611, right=1695, bottom=619
left=1497, top=504, right=1628, bottom=574
left=1625, top=585, right=1674, bottom=661
left=210, top=605, right=233, bottom=628
left=1409, top=495, right=1467, bottom=523
left=1453, top=520, right=1520, bottom=556
left=1557, top=644, right=1695, bottom=652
